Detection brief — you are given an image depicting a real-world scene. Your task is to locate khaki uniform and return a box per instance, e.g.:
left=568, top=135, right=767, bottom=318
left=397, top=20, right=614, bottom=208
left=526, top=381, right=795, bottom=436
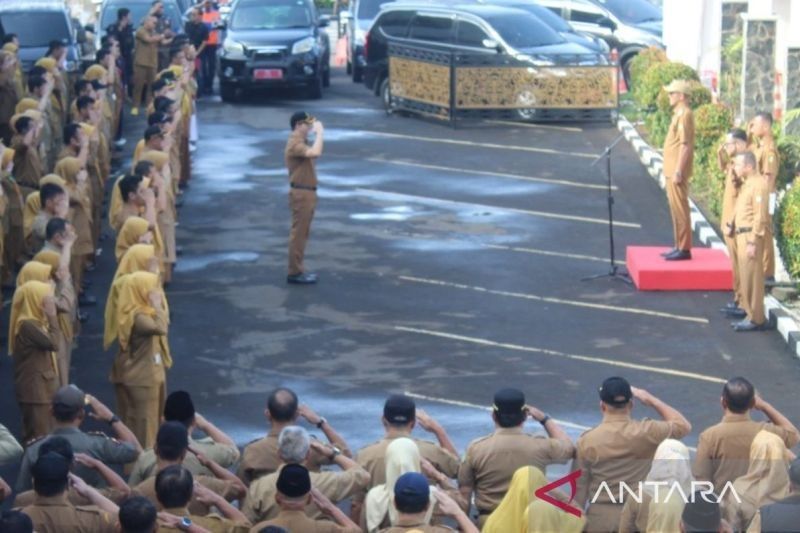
left=133, top=472, right=238, bottom=514
left=239, top=427, right=350, bottom=484
left=11, top=140, right=43, bottom=198
left=733, top=173, right=769, bottom=324
left=0, top=77, right=19, bottom=144
left=458, top=427, right=574, bottom=521
left=14, top=485, right=128, bottom=507
left=242, top=464, right=370, bottom=523
left=617, top=491, right=654, bottom=533
left=720, top=160, right=742, bottom=305
left=662, top=101, right=695, bottom=251
left=250, top=510, right=355, bottom=533
left=159, top=505, right=250, bottom=533
left=16, top=426, right=138, bottom=493
left=285, top=130, right=318, bottom=276
left=572, top=413, right=686, bottom=532
left=128, top=437, right=240, bottom=485
left=133, top=27, right=159, bottom=108
left=12, top=320, right=60, bottom=443
left=693, top=412, right=799, bottom=489
left=2, top=176, right=25, bottom=279
left=20, top=493, right=116, bottom=533
left=755, top=137, right=780, bottom=278
left=355, top=435, right=460, bottom=506
left=109, top=308, right=169, bottom=449
left=380, top=525, right=454, bottom=532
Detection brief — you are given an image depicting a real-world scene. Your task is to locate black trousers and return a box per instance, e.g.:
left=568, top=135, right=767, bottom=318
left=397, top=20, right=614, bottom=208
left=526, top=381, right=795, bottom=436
left=200, top=45, right=218, bottom=92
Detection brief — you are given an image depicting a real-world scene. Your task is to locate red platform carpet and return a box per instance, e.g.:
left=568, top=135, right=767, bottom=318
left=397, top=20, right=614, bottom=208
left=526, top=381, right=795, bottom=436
left=626, top=246, right=733, bottom=291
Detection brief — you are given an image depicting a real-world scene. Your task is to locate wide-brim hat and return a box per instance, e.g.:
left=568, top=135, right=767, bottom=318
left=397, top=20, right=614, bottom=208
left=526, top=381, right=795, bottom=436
left=663, top=79, right=692, bottom=95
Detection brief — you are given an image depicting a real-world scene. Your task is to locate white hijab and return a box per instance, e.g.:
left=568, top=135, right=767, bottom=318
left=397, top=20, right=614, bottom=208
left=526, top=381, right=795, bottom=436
left=645, top=439, right=693, bottom=532
left=364, top=438, right=436, bottom=532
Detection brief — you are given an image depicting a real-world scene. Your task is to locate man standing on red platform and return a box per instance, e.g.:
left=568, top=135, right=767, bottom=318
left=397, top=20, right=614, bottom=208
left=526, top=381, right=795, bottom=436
left=661, top=80, right=695, bottom=261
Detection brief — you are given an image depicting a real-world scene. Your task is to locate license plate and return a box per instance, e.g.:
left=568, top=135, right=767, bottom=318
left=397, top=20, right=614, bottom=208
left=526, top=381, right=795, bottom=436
left=254, top=69, right=283, bottom=80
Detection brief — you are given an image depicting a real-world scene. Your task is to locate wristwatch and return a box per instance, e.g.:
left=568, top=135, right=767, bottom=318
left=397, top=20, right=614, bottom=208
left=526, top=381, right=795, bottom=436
left=316, top=417, right=327, bottom=429
left=107, top=415, right=120, bottom=426
left=328, top=445, right=341, bottom=461
left=179, top=517, right=192, bottom=531
left=539, top=415, right=551, bottom=426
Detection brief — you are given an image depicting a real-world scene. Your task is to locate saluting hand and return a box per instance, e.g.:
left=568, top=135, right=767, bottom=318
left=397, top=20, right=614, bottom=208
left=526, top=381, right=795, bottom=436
left=192, top=481, right=221, bottom=506
left=297, top=404, right=322, bottom=425
left=308, top=438, right=331, bottom=456
left=631, top=386, right=655, bottom=407
left=312, top=120, right=324, bottom=135
left=68, top=473, right=91, bottom=497
left=310, top=487, right=336, bottom=515
left=73, top=453, right=99, bottom=469
left=42, top=295, right=57, bottom=318
left=433, top=489, right=462, bottom=517
left=416, top=409, right=442, bottom=433
left=148, top=290, right=163, bottom=309
left=524, top=404, right=545, bottom=422
left=86, top=394, right=115, bottom=423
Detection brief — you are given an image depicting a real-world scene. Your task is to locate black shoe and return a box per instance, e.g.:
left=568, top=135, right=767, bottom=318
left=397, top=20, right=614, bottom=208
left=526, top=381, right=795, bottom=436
left=175, top=246, right=184, bottom=257
left=660, top=248, right=677, bottom=257
left=732, top=320, right=765, bottom=332
left=664, top=250, right=692, bottom=261
left=78, top=311, right=90, bottom=323
left=722, top=307, right=747, bottom=318
left=287, top=272, right=318, bottom=285
left=79, top=294, right=97, bottom=307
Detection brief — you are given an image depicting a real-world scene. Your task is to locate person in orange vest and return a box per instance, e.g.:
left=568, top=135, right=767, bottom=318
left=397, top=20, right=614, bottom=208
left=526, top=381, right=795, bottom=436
left=200, top=0, right=221, bottom=96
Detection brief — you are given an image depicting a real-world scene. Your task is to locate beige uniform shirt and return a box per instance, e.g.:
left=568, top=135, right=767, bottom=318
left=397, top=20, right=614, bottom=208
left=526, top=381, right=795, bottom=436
left=20, top=493, right=116, bottom=533
left=458, top=427, right=574, bottom=513
left=285, top=131, right=317, bottom=188
left=733, top=174, right=769, bottom=239
left=14, top=485, right=128, bottom=508
left=380, top=525, right=455, bottom=532
left=662, top=102, right=695, bottom=179
left=250, top=510, right=355, bottom=533
left=756, top=137, right=780, bottom=190
left=133, top=472, right=238, bottom=515
left=242, top=464, right=370, bottom=523
left=572, top=413, right=686, bottom=507
left=721, top=161, right=741, bottom=230
left=159, top=506, right=250, bottom=533
left=128, top=437, right=240, bottom=485
left=238, top=427, right=350, bottom=484
left=693, top=412, right=799, bottom=488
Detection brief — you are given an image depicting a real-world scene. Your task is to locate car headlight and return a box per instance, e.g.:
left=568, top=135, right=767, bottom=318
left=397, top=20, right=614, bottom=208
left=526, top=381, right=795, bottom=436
left=223, top=39, right=245, bottom=56
left=292, top=37, right=315, bottom=55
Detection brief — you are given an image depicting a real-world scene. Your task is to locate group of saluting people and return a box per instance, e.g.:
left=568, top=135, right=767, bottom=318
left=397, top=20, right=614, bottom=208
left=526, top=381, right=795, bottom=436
left=0, top=6, right=198, bottom=464
left=1, top=377, right=800, bottom=532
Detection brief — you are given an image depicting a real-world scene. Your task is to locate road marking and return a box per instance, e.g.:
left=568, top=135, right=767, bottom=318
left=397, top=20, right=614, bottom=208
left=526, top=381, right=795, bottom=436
left=404, top=391, right=698, bottom=451
left=395, top=326, right=725, bottom=384
left=484, top=120, right=583, bottom=133
left=399, top=275, right=708, bottom=324
left=353, top=188, right=641, bottom=228
left=355, top=130, right=596, bottom=159
left=366, top=158, right=613, bottom=191
left=484, top=243, right=624, bottom=265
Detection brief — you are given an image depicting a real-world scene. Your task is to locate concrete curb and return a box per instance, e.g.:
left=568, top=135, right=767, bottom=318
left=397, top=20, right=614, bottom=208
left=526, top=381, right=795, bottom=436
left=617, top=115, right=800, bottom=357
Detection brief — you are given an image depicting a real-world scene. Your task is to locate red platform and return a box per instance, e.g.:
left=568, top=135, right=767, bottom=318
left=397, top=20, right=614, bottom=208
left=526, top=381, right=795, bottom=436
left=626, top=246, right=733, bottom=291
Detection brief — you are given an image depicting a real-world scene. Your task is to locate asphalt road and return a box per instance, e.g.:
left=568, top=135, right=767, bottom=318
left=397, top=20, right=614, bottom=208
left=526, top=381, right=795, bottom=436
left=1, top=68, right=799, bottom=492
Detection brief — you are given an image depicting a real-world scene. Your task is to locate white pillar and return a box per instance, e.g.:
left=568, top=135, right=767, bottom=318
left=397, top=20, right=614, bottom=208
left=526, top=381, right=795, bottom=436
left=663, top=0, right=708, bottom=69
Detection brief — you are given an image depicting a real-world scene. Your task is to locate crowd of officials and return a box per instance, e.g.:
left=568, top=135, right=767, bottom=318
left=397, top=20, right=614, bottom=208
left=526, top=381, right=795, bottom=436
left=1, top=379, right=800, bottom=532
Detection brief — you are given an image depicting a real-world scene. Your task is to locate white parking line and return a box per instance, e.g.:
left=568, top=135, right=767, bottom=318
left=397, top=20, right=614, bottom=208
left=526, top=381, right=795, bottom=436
left=395, top=326, right=726, bottom=384
left=399, top=275, right=708, bottom=324
left=355, top=130, right=596, bottom=158
left=353, top=188, right=641, bottom=228
left=366, top=158, right=613, bottom=191
left=484, top=243, right=623, bottom=264
left=484, top=120, right=584, bottom=133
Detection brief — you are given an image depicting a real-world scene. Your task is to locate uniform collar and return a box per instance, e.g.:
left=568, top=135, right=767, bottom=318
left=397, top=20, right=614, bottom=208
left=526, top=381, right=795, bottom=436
left=721, top=412, right=751, bottom=423
left=52, top=426, right=83, bottom=435
left=602, top=412, right=632, bottom=423
left=163, top=506, right=190, bottom=516
left=494, top=426, right=524, bottom=435
left=33, top=493, right=70, bottom=506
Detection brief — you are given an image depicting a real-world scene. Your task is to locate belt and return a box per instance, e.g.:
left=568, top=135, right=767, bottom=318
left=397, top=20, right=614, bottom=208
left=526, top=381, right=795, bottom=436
left=290, top=183, right=317, bottom=191
left=736, top=227, right=752, bottom=234
left=477, top=509, right=492, bottom=516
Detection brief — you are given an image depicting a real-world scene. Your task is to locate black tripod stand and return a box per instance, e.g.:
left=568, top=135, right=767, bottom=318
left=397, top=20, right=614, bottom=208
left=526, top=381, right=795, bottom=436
left=582, top=132, right=632, bottom=284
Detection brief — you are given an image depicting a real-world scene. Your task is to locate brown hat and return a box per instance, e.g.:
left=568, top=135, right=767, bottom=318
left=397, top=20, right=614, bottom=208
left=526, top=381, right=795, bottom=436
left=663, top=79, right=692, bottom=95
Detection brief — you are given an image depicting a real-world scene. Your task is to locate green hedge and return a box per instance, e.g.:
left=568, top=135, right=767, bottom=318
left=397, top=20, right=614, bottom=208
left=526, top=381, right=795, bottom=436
left=628, top=47, right=667, bottom=96
left=778, top=181, right=800, bottom=278
left=633, top=61, right=699, bottom=110
left=646, top=81, right=712, bottom=147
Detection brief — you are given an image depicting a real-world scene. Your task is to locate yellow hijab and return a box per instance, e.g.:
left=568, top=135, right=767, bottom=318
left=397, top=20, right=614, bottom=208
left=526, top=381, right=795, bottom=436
left=116, top=216, right=163, bottom=262
left=83, top=64, right=108, bottom=82
left=730, top=430, right=791, bottom=526
left=525, top=498, right=585, bottom=533
left=2, top=147, right=14, bottom=169
left=8, top=280, right=53, bottom=354
left=108, top=174, right=126, bottom=229
left=31, top=250, right=73, bottom=342
left=15, top=97, right=38, bottom=114
left=116, top=244, right=157, bottom=281
left=483, top=466, right=548, bottom=533
left=115, top=271, right=171, bottom=366
left=105, top=244, right=160, bottom=350
left=23, top=192, right=41, bottom=239
left=17, top=261, right=52, bottom=286
left=54, top=157, right=91, bottom=214
left=35, top=57, right=57, bottom=74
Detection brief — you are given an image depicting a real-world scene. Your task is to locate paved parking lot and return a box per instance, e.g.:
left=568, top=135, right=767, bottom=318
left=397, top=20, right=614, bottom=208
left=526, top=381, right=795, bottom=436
left=2, top=68, right=799, bottom=487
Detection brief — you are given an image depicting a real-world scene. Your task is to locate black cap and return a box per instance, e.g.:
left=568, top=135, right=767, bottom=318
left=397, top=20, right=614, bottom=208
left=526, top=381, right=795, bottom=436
left=163, top=390, right=195, bottom=424
left=290, top=111, right=315, bottom=129
left=599, top=377, right=632, bottom=406
left=493, top=388, right=525, bottom=416
left=394, top=472, right=430, bottom=509
left=681, top=495, right=721, bottom=531
left=384, top=394, right=415, bottom=425
left=32, top=451, right=70, bottom=482
left=276, top=464, right=311, bottom=498
left=156, top=421, right=189, bottom=451
left=728, top=128, right=747, bottom=142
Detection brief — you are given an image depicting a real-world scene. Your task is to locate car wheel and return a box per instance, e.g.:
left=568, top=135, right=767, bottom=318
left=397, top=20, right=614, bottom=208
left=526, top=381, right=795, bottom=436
left=516, top=108, right=536, bottom=121
left=323, top=63, right=331, bottom=88
left=380, top=77, right=391, bottom=112
left=352, top=64, right=363, bottom=83
left=220, top=83, right=238, bottom=103
left=307, top=75, right=323, bottom=99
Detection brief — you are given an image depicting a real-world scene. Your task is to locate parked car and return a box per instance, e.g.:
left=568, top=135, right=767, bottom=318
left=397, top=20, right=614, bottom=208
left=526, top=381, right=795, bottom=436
left=364, top=3, right=605, bottom=113
left=218, top=0, right=331, bottom=102
left=96, top=0, right=184, bottom=51
left=341, top=0, right=397, bottom=83
left=0, top=0, right=91, bottom=73
left=536, top=0, right=662, bottom=85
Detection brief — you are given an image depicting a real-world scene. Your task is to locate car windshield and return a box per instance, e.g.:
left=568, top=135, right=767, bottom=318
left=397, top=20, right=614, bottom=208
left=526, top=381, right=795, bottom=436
left=358, top=0, right=394, bottom=21
left=101, top=3, right=182, bottom=33
left=0, top=12, right=70, bottom=48
left=520, top=4, right=571, bottom=32
left=231, top=0, right=312, bottom=30
left=592, top=0, right=661, bottom=25
left=483, top=11, right=564, bottom=49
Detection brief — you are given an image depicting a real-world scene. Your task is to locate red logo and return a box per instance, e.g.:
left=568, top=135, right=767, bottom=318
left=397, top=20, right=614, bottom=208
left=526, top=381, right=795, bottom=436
left=534, top=469, right=583, bottom=518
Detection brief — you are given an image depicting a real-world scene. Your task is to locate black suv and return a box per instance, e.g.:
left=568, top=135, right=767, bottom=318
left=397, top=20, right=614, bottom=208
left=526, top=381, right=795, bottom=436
left=219, top=0, right=331, bottom=101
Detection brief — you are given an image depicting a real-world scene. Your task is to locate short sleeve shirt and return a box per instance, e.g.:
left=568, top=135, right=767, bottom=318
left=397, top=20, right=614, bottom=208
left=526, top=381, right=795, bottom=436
left=662, top=102, right=695, bottom=179
left=134, top=27, right=158, bottom=68
left=285, top=131, right=317, bottom=188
